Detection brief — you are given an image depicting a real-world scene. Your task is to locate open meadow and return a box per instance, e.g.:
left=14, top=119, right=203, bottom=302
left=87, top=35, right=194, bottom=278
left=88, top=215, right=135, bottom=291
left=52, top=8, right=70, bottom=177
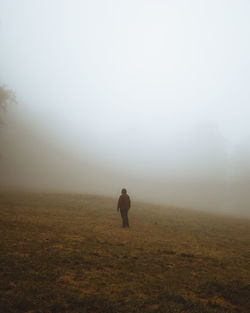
left=0, top=192, right=249, bottom=313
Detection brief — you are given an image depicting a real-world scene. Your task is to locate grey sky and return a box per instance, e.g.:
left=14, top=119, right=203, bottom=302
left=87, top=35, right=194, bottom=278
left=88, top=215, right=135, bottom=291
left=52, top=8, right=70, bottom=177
left=0, top=0, right=250, bottom=214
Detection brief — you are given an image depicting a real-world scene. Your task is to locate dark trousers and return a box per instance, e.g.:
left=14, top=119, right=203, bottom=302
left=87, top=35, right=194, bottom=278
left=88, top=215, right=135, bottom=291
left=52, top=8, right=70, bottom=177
left=120, top=208, right=129, bottom=227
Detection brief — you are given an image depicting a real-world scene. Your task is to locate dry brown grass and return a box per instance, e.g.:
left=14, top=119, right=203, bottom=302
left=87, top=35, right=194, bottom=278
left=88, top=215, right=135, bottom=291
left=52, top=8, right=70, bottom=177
left=0, top=191, right=249, bottom=312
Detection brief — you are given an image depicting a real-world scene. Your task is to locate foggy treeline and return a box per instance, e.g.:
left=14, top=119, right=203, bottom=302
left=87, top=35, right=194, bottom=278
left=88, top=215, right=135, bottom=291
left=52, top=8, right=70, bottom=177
left=0, top=99, right=249, bottom=217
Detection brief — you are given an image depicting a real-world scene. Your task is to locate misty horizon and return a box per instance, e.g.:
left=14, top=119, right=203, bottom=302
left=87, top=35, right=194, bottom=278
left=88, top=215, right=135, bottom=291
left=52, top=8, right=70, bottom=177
left=0, top=0, right=250, bottom=216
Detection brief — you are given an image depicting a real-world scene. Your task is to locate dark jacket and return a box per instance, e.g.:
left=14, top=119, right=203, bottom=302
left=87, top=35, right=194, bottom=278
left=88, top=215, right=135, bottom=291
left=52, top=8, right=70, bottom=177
left=117, top=194, right=131, bottom=210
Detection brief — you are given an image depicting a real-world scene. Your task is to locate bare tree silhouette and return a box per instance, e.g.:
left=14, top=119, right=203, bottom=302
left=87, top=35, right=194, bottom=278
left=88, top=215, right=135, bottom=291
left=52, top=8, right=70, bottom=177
left=0, top=85, right=16, bottom=126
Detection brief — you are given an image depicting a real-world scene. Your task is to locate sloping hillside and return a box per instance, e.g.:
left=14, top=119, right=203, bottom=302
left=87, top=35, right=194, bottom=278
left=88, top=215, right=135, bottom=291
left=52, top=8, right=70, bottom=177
left=0, top=192, right=249, bottom=313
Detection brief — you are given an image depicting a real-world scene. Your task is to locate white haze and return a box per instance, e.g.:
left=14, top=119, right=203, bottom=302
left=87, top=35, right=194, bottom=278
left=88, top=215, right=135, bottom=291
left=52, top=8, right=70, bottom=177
left=0, top=0, right=250, bottom=216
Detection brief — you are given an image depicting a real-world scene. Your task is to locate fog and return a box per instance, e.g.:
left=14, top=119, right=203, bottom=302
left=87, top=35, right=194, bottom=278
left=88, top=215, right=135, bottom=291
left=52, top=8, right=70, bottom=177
left=0, top=0, right=250, bottom=216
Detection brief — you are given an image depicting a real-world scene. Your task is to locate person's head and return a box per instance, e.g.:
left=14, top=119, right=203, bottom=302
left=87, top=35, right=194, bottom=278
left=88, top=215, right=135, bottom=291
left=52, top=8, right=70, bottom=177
left=121, top=188, right=127, bottom=194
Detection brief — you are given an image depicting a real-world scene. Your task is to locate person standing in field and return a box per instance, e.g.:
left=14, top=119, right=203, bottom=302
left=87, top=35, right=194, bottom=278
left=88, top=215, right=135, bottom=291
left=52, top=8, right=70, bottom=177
left=117, top=188, right=131, bottom=228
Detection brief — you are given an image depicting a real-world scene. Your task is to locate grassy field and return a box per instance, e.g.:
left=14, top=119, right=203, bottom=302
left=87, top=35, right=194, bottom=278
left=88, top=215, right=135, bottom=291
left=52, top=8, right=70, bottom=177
left=0, top=192, right=249, bottom=313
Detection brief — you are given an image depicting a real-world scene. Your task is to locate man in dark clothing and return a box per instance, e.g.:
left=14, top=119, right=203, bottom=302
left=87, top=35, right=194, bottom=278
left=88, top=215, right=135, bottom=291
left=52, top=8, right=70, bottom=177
left=117, top=188, right=131, bottom=228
